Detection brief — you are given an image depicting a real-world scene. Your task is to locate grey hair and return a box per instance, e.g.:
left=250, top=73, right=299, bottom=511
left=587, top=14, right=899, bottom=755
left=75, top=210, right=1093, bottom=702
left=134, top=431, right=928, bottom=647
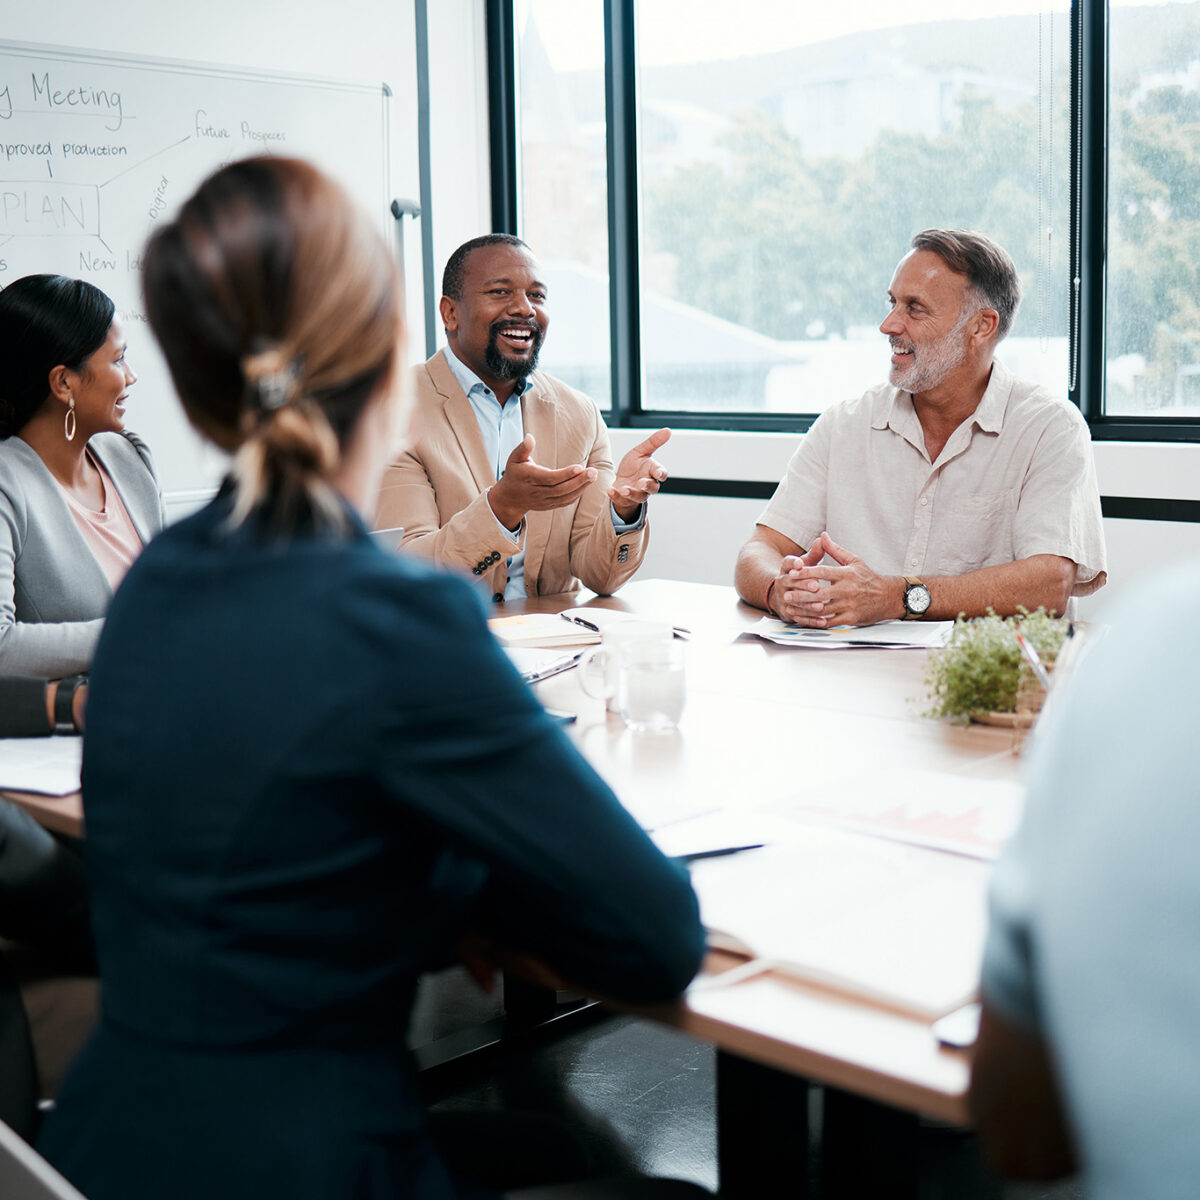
left=910, top=229, right=1021, bottom=341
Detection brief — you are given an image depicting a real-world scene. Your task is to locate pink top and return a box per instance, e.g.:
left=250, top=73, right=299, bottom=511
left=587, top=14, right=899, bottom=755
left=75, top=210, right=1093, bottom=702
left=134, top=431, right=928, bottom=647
left=60, top=455, right=145, bottom=590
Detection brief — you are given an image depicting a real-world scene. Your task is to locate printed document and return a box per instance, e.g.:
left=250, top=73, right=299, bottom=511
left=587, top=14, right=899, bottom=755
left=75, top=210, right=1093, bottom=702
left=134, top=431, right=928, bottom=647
left=0, top=737, right=83, bottom=796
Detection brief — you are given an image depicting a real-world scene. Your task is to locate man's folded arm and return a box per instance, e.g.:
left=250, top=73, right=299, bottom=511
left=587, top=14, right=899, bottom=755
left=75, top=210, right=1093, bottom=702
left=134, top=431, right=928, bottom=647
left=376, top=454, right=523, bottom=571
left=735, top=525, right=807, bottom=614
left=917, top=554, right=1078, bottom=620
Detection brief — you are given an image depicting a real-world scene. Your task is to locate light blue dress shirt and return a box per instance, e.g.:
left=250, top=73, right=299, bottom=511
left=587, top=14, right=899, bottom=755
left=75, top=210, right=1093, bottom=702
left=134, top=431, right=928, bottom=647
left=982, top=558, right=1200, bottom=1200
left=442, top=343, right=644, bottom=600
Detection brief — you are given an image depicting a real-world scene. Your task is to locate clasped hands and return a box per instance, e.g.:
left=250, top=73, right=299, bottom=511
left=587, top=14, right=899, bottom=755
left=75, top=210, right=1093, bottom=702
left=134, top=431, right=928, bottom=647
left=488, top=428, right=670, bottom=530
left=769, top=531, right=902, bottom=628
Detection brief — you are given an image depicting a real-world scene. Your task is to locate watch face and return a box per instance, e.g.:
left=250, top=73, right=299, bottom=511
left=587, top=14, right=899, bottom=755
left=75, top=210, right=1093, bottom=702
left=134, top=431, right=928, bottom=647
left=907, top=583, right=932, bottom=614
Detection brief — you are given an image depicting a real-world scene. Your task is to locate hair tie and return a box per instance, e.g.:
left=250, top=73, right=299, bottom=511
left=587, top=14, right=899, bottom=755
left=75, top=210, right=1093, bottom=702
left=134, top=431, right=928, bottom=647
left=243, top=346, right=304, bottom=414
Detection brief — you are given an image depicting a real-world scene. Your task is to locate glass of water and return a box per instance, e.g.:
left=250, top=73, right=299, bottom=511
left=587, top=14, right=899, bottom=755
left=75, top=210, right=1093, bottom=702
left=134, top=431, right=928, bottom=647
left=618, top=639, right=686, bottom=733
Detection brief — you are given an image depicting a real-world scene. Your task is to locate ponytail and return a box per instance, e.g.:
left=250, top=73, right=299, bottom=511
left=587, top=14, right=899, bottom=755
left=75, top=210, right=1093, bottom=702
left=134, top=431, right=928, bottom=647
left=232, top=343, right=344, bottom=530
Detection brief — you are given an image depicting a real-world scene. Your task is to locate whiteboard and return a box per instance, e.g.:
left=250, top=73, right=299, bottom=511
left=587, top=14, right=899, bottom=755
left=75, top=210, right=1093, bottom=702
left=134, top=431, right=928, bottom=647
left=0, top=40, right=392, bottom=498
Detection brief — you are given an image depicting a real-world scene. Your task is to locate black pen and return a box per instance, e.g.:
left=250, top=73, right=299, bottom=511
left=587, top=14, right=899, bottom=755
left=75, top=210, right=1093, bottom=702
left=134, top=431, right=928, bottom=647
left=561, top=612, right=601, bottom=634
left=679, top=843, right=765, bottom=863
left=561, top=611, right=692, bottom=641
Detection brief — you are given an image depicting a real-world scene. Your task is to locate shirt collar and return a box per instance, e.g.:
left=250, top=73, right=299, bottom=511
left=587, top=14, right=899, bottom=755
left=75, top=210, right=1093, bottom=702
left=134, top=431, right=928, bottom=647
left=872, top=358, right=1012, bottom=436
left=442, top=342, right=533, bottom=405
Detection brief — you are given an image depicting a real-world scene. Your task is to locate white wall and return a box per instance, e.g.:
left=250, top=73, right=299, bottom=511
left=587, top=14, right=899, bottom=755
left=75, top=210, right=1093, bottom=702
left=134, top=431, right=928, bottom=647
left=424, top=1, right=493, bottom=304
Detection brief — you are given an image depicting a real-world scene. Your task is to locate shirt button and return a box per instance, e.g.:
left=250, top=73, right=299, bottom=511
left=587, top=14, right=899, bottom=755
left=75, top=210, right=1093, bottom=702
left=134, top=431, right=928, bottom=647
left=920, top=497, right=928, bottom=506
left=911, top=559, right=918, bottom=567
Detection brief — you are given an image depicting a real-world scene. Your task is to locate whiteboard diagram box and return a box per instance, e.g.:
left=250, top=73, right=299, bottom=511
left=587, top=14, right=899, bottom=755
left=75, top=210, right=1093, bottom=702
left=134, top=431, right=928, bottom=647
left=0, top=181, right=98, bottom=237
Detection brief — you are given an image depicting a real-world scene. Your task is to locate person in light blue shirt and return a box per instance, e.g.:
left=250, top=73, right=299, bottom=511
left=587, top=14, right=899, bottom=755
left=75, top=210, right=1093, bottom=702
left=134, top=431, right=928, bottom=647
left=377, top=235, right=670, bottom=600
left=971, top=561, right=1200, bottom=1198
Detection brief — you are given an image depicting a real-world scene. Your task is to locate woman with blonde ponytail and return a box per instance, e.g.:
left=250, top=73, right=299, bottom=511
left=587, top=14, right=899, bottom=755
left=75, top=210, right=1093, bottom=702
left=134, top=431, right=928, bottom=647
left=39, top=157, right=706, bottom=1200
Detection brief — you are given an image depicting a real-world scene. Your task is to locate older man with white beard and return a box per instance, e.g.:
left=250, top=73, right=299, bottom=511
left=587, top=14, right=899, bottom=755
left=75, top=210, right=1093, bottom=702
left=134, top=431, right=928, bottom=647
left=735, top=228, right=1107, bottom=626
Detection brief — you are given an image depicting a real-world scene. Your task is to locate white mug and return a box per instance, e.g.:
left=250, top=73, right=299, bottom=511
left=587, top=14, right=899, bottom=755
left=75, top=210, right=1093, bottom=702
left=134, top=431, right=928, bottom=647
left=580, top=620, right=673, bottom=714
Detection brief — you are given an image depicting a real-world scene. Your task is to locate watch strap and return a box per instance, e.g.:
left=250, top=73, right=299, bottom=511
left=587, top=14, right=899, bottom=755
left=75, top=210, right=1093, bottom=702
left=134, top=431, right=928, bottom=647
left=54, top=675, right=86, bottom=734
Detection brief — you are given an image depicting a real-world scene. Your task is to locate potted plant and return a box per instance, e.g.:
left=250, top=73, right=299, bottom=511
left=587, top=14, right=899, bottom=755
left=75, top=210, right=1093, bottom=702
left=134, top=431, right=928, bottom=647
left=924, top=609, right=1070, bottom=725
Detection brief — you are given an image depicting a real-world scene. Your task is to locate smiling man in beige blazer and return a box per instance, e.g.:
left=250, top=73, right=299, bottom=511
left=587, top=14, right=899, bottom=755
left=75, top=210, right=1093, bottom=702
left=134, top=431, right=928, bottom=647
left=376, top=234, right=669, bottom=600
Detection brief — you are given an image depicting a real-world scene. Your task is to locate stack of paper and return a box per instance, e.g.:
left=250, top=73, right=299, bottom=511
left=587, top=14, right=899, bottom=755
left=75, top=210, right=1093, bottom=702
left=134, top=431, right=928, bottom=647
left=689, top=828, right=990, bottom=1018
left=488, top=613, right=600, bottom=648
left=765, top=769, right=1024, bottom=862
left=0, top=737, right=83, bottom=796
left=750, top=617, right=953, bottom=650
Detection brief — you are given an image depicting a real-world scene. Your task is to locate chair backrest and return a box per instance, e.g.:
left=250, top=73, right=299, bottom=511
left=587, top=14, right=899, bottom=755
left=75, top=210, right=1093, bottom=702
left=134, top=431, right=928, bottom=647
left=0, top=1120, right=87, bottom=1200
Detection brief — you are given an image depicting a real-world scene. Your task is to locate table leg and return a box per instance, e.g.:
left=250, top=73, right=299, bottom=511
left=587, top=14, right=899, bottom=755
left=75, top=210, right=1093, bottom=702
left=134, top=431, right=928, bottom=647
left=716, top=1050, right=810, bottom=1198
left=821, top=1087, right=919, bottom=1199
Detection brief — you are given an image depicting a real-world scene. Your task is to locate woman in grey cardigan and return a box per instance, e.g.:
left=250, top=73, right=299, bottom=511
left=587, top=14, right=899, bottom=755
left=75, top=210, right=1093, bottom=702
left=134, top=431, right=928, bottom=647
left=0, top=276, right=165, bottom=677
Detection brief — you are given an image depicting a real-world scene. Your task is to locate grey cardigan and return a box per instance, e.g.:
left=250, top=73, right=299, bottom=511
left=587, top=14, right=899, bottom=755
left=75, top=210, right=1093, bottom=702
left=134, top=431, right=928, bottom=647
left=0, top=431, right=165, bottom=677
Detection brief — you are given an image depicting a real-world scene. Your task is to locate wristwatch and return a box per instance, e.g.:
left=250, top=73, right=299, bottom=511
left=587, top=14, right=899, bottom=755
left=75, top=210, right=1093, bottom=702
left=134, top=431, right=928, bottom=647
left=902, top=577, right=931, bottom=620
left=54, top=674, right=86, bottom=734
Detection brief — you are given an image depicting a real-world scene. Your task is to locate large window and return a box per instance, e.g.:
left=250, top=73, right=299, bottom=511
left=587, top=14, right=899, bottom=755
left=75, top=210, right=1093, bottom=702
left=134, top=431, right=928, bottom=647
left=634, top=2, right=1069, bottom=415
left=503, top=2, right=1200, bottom=439
left=514, top=0, right=612, bottom=408
left=1106, top=0, right=1200, bottom=419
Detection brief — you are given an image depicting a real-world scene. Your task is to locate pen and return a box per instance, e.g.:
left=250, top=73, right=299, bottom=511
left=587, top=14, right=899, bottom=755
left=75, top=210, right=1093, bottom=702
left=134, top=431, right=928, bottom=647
left=525, top=651, right=584, bottom=684
left=1014, top=631, right=1052, bottom=692
left=560, top=611, right=691, bottom=641
left=561, top=612, right=601, bottom=634
left=679, top=843, right=765, bottom=863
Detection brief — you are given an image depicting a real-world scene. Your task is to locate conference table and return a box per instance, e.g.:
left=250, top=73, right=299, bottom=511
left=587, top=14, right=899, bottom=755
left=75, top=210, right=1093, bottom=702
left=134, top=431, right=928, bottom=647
left=518, top=578, right=1025, bottom=1197
left=4, top=577, right=1026, bottom=1195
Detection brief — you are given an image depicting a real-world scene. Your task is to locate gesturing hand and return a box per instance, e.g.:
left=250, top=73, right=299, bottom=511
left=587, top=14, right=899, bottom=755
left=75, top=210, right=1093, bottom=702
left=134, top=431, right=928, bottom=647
left=487, top=434, right=597, bottom=531
left=609, top=428, right=671, bottom=522
left=774, top=532, right=901, bottom=628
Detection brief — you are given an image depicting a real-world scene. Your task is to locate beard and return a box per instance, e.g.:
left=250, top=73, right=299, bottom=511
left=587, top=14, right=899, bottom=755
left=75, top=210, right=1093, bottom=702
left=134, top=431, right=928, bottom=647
left=888, top=307, right=972, bottom=394
left=484, top=320, right=544, bottom=382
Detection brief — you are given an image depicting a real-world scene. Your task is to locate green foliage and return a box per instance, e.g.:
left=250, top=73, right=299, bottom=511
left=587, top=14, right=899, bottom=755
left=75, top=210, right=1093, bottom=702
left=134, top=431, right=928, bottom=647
left=923, top=610, right=1069, bottom=723
left=645, top=92, right=1071, bottom=343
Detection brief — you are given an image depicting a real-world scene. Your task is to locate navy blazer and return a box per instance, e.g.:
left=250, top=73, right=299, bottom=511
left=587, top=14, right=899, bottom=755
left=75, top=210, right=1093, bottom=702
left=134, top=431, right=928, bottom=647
left=40, top=493, right=703, bottom=1200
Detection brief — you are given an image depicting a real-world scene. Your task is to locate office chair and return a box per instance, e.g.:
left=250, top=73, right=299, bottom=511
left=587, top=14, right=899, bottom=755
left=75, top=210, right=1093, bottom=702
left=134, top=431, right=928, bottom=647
left=0, top=1118, right=87, bottom=1200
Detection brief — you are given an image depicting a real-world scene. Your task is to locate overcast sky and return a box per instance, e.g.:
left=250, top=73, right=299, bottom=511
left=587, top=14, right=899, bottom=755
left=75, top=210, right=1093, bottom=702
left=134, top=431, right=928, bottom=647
left=522, top=1, right=1192, bottom=70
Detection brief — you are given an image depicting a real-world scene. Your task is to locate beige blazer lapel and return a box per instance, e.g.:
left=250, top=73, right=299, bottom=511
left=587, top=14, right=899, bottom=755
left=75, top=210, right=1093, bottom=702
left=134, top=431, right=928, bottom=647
left=521, top=383, right=558, bottom=592
left=427, top=351, right=497, bottom=492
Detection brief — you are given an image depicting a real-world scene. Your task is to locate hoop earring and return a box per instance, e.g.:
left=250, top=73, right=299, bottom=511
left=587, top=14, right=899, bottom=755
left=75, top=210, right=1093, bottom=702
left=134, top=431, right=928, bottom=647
left=64, top=397, right=76, bottom=443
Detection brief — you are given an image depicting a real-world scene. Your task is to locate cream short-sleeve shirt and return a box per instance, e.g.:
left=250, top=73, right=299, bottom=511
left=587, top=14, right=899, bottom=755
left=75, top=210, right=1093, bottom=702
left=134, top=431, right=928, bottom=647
left=758, top=359, right=1107, bottom=595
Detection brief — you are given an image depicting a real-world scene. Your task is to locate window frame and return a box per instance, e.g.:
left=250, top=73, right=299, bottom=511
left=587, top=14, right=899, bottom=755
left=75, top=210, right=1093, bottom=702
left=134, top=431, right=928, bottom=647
left=489, top=0, right=1200, bottom=442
